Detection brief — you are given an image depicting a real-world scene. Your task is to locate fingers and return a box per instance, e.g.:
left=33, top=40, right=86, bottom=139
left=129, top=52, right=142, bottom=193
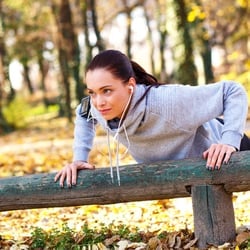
left=54, top=170, right=62, bottom=183
left=54, top=161, right=95, bottom=187
left=54, top=165, right=72, bottom=188
left=203, top=143, right=236, bottom=170
left=66, top=164, right=73, bottom=187
left=70, top=162, right=95, bottom=186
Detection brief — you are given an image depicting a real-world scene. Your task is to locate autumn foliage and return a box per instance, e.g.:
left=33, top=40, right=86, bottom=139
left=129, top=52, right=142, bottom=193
left=0, top=117, right=250, bottom=249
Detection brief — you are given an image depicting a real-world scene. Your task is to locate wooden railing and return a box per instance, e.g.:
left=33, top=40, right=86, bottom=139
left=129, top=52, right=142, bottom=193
left=0, top=151, right=250, bottom=249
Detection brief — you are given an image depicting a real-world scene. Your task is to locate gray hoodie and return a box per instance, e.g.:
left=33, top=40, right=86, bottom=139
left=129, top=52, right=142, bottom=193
left=73, top=80, right=248, bottom=164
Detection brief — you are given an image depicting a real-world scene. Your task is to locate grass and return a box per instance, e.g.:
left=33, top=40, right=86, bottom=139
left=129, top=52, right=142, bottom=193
left=29, top=223, right=143, bottom=250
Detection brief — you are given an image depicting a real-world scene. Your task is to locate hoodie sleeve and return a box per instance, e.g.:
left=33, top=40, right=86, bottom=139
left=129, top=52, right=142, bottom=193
left=170, top=80, right=248, bottom=149
left=72, top=105, right=96, bottom=162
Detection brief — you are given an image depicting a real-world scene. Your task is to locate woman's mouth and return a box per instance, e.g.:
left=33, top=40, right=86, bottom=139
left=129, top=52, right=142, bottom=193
left=99, top=108, right=111, bottom=116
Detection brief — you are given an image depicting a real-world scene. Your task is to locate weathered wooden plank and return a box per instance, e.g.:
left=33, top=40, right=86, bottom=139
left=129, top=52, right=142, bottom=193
left=192, top=185, right=236, bottom=249
left=0, top=151, right=249, bottom=212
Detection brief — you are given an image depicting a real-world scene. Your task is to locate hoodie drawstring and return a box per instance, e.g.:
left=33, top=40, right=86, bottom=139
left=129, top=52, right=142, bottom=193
left=107, top=124, right=130, bottom=186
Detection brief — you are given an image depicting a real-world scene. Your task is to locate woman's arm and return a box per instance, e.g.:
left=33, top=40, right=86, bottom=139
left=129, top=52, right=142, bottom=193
left=172, top=80, right=248, bottom=149
left=54, top=104, right=96, bottom=187
left=171, top=80, right=248, bottom=169
left=73, top=104, right=96, bottom=162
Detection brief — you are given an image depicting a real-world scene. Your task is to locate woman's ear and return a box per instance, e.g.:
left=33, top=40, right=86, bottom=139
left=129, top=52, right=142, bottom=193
left=128, top=86, right=134, bottom=93
left=127, top=77, right=136, bottom=91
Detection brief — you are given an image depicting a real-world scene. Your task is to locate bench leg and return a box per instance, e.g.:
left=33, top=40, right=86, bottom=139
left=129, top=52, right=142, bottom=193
left=191, top=185, right=236, bottom=249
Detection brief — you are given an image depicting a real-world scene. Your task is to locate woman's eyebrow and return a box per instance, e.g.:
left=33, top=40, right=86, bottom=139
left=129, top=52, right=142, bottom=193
left=87, top=85, right=113, bottom=91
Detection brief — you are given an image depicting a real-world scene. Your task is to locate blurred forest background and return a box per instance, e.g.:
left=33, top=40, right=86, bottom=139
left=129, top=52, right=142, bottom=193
left=0, top=0, right=249, bottom=133
left=0, top=0, right=250, bottom=247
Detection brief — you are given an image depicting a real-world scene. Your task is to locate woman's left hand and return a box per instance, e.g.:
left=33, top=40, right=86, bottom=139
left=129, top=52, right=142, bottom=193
left=202, top=143, right=236, bottom=170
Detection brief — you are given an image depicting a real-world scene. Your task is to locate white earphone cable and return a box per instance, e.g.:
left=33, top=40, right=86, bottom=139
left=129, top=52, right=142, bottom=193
left=109, top=89, right=133, bottom=185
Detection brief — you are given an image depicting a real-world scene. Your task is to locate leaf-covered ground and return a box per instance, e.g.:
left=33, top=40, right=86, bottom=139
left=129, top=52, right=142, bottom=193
left=0, top=117, right=250, bottom=249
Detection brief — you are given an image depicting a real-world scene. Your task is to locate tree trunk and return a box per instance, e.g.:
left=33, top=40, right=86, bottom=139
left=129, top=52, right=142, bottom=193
left=144, top=7, right=156, bottom=76
left=37, top=55, right=49, bottom=107
left=201, top=37, right=214, bottom=84
left=0, top=25, right=6, bottom=127
left=125, top=11, right=132, bottom=59
left=72, top=41, right=83, bottom=103
left=88, top=0, right=105, bottom=51
left=69, top=0, right=84, bottom=103
left=58, top=47, right=71, bottom=119
left=122, top=0, right=132, bottom=59
left=23, top=61, right=34, bottom=94
left=82, top=0, right=93, bottom=66
left=0, top=0, right=13, bottom=132
left=174, top=0, right=198, bottom=85
left=194, top=0, right=214, bottom=84
left=51, top=0, right=81, bottom=121
left=156, top=1, right=168, bottom=82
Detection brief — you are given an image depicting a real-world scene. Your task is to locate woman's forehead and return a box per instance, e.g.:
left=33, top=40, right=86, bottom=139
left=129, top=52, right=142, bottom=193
left=86, top=69, right=124, bottom=90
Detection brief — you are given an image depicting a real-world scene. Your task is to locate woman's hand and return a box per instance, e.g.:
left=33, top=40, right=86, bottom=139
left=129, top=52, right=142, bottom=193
left=203, top=143, right=236, bottom=170
left=54, top=161, right=95, bottom=187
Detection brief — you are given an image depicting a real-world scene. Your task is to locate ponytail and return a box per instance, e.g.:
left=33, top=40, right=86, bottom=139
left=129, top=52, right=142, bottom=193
left=130, top=60, right=161, bottom=107
left=130, top=60, right=160, bottom=86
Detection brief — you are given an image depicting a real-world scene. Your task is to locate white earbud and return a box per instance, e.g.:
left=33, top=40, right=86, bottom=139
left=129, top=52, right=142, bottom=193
left=129, top=86, right=134, bottom=93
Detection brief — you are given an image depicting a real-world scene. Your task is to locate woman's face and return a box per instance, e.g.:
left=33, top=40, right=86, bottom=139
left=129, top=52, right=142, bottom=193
left=86, top=68, right=135, bottom=120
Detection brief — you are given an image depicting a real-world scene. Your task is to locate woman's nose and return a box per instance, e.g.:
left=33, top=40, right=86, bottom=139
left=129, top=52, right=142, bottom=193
left=96, top=95, right=106, bottom=107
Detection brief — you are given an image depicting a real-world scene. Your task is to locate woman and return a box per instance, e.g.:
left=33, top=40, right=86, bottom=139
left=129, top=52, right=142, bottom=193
left=55, top=49, right=249, bottom=187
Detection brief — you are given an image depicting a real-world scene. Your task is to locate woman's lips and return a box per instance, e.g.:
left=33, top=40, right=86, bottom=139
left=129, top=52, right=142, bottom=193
left=99, top=108, right=111, bottom=115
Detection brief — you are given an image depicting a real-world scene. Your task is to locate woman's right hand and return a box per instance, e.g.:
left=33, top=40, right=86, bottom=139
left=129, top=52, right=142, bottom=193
left=54, top=161, right=95, bottom=187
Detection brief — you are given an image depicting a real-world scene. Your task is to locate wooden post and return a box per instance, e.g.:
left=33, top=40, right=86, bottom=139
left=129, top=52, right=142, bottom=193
left=192, top=185, right=236, bottom=249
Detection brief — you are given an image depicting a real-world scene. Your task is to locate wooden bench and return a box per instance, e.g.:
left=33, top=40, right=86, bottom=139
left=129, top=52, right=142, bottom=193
left=0, top=151, right=249, bottom=249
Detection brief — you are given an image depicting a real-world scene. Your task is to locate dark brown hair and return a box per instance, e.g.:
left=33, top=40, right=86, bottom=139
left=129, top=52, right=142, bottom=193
left=86, top=50, right=160, bottom=103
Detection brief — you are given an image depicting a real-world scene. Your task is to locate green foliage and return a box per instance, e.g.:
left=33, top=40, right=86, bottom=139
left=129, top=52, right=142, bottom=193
left=28, top=103, right=59, bottom=117
left=31, top=224, right=77, bottom=250
left=3, top=96, right=59, bottom=129
left=30, top=227, right=47, bottom=249
left=30, top=223, right=142, bottom=249
left=80, top=223, right=107, bottom=246
left=48, top=224, right=75, bottom=250
left=3, top=97, right=31, bottom=129
left=113, top=224, right=141, bottom=242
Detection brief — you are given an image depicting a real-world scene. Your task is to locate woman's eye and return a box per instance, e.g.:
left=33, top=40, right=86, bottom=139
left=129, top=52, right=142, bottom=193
left=88, top=91, right=95, bottom=97
left=103, top=89, right=111, bottom=94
